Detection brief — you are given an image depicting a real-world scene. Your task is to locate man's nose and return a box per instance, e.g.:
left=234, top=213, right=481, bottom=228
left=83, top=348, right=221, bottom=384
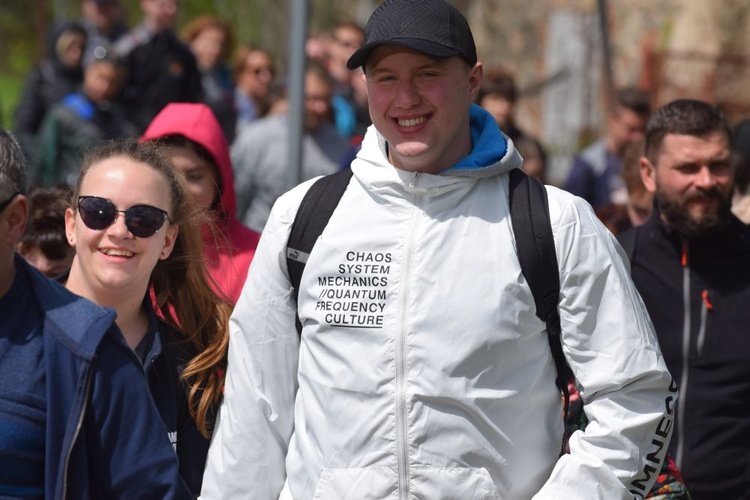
left=394, top=81, right=420, bottom=108
left=695, top=165, right=717, bottom=189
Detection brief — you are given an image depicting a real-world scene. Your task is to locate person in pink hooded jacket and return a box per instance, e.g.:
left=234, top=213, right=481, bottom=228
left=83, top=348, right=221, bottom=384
left=142, top=103, right=260, bottom=305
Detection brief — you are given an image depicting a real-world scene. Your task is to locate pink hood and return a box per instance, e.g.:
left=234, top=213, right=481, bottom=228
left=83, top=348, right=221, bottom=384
left=141, top=103, right=238, bottom=220
left=141, top=103, right=260, bottom=305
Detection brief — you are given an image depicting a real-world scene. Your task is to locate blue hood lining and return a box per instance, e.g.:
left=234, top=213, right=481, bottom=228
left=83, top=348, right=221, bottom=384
left=447, top=104, right=507, bottom=171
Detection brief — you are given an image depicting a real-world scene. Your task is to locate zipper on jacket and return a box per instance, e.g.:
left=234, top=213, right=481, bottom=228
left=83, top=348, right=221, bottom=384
left=395, top=195, right=421, bottom=499
left=696, top=290, right=712, bottom=356
left=61, top=357, right=95, bottom=499
left=675, top=241, right=690, bottom=469
left=408, top=172, right=420, bottom=189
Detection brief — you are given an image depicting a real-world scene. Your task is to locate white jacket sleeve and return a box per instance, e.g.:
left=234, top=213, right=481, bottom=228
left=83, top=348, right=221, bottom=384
left=533, top=191, right=677, bottom=499
left=201, top=188, right=304, bottom=499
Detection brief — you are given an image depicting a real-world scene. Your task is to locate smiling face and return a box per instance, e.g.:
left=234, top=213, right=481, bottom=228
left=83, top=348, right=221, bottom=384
left=64, top=156, right=178, bottom=304
left=641, top=131, right=733, bottom=237
left=364, top=45, right=482, bottom=174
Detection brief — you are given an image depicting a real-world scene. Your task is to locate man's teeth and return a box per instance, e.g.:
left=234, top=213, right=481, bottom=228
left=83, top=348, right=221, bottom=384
left=398, top=116, right=426, bottom=127
left=102, top=249, right=134, bottom=257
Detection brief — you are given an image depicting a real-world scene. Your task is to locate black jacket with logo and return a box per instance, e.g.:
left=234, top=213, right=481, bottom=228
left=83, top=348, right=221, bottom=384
left=142, top=301, right=209, bottom=497
left=618, top=209, right=750, bottom=500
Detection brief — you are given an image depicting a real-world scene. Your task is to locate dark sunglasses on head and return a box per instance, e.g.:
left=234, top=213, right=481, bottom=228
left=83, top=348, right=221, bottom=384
left=77, top=196, right=171, bottom=238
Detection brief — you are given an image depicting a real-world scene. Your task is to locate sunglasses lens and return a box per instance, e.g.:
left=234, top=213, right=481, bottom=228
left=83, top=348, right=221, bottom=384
left=78, top=197, right=116, bottom=230
left=125, top=205, right=166, bottom=238
left=78, top=197, right=168, bottom=238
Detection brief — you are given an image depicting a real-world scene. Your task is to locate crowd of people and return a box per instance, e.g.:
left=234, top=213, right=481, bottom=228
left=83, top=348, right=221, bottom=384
left=3, top=0, right=750, bottom=498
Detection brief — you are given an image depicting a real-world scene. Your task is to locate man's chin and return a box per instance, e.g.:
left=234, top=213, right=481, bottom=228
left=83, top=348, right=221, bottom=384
left=662, top=203, right=731, bottom=239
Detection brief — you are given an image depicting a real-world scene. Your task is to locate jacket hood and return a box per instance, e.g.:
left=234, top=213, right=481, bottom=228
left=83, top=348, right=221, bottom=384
left=45, top=21, right=87, bottom=75
left=141, top=103, right=237, bottom=219
left=356, top=103, right=521, bottom=184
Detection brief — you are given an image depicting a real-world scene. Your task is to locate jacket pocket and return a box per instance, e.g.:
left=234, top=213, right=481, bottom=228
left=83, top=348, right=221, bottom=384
left=311, top=465, right=501, bottom=499
left=312, top=466, right=397, bottom=499
left=411, top=467, right=502, bottom=500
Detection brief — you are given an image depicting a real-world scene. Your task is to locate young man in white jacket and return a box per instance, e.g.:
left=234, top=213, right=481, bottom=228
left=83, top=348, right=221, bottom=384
left=201, top=0, right=676, bottom=498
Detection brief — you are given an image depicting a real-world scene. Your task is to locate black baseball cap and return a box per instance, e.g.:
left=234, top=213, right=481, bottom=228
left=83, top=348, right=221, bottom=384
left=347, top=0, right=477, bottom=70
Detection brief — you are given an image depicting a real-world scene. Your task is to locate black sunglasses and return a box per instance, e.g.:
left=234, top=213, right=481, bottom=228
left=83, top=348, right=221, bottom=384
left=0, top=192, right=20, bottom=213
left=77, top=196, right=171, bottom=238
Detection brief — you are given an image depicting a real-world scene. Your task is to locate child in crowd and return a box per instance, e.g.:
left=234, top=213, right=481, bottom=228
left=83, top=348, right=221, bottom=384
left=17, top=185, right=74, bottom=277
left=38, top=52, right=136, bottom=186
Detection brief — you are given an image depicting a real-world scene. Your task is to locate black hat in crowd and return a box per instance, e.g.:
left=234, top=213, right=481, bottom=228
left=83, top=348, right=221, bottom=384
left=347, top=0, right=477, bottom=70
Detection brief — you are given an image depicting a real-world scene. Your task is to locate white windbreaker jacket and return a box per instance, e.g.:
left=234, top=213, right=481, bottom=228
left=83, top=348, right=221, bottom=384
left=202, top=107, right=676, bottom=499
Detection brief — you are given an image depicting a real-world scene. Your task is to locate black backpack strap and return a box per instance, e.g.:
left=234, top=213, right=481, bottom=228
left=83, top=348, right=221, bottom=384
left=508, top=168, right=573, bottom=452
left=286, top=168, right=354, bottom=334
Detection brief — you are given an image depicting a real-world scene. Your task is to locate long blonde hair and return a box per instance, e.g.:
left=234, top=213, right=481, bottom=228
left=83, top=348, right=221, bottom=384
left=74, top=139, right=231, bottom=437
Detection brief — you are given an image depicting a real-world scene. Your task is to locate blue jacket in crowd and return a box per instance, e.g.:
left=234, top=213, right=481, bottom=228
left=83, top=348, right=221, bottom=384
left=16, top=256, right=190, bottom=499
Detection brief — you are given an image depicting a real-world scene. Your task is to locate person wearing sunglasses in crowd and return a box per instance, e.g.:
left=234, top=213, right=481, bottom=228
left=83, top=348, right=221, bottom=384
left=61, top=139, right=232, bottom=496
left=141, top=102, right=261, bottom=306
left=0, top=127, right=191, bottom=498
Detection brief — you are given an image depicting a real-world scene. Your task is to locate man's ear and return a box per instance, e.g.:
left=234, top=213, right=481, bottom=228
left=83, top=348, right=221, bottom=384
left=640, top=156, right=657, bottom=194
left=468, top=62, right=483, bottom=100
left=3, top=195, right=28, bottom=244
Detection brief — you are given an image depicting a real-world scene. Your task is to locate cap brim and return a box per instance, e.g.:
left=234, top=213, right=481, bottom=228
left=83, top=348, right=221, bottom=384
left=347, top=38, right=461, bottom=70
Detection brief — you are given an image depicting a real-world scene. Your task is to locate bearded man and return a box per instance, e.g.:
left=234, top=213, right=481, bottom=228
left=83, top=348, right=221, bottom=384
left=618, top=99, right=750, bottom=500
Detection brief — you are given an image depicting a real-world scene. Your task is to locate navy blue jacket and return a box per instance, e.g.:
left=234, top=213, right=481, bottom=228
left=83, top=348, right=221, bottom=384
left=19, top=256, right=190, bottom=499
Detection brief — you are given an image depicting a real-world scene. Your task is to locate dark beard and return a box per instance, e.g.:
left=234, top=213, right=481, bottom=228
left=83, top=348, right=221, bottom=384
left=657, top=188, right=732, bottom=239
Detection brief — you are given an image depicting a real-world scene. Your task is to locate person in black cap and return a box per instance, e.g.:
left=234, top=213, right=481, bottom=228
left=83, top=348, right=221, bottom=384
left=202, top=1, right=676, bottom=498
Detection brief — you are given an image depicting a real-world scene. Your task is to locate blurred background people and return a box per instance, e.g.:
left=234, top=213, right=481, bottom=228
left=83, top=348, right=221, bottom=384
left=731, top=119, right=750, bottom=223
left=326, top=21, right=370, bottom=142
left=115, top=0, right=203, bottom=132
left=142, top=103, right=261, bottom=305
left=13, top=22, right=87, bottom=170
left=17, top=185, right=75, bottom=278
left=620, top=138, right=652, bottom=227
left=63, top=140, right=231, bottom=495
left=305, top=32, right=330, bottom=67
left=516, top=135, right=547, bottom=184
left=182, top=15, right=237, bottom=143
left=594, top=138, right=651, bottom=235
left=231, top=45, right=275, bottom=137
left=232, top=61, right=349, bottom=232
left=477, top=66, right=547, bottom=182
left=80, top=0, right=128, bottom=65
left=564, top=87, right=651, bottom=211
left=37, top=52, right=135, bottom=186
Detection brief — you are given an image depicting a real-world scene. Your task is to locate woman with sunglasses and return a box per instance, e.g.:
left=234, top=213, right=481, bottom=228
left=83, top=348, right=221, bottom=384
left=63, top=139, right=231, bottom=496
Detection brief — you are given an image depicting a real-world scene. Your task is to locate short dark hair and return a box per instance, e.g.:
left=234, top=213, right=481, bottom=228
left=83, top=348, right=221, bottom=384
left=644, top=99, right=731, bottom=162
left=477, top=66, right=517, bottom=104
left=0, top=127, right=28, bottom=199
left=612, top=87, right=651, bottom=117
left=18, top=185, right=72, bottom=260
